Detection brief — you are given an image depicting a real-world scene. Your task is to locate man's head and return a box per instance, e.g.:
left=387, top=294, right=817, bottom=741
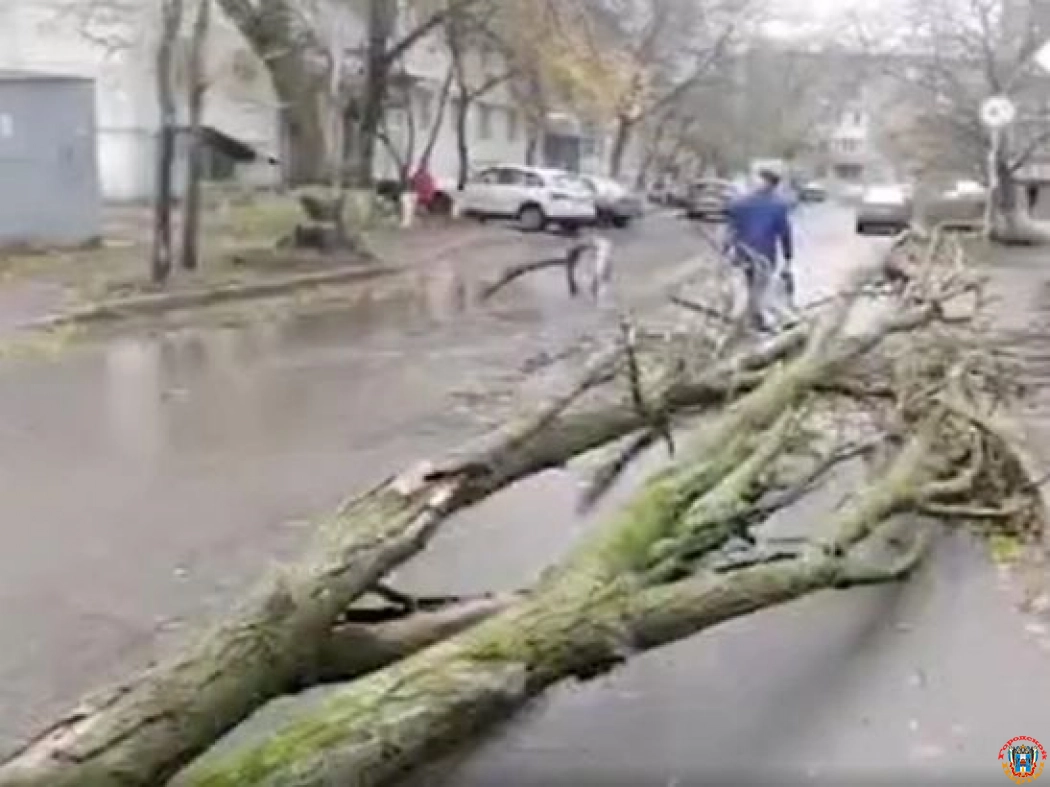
left=757, top=169, right=781, bottom=194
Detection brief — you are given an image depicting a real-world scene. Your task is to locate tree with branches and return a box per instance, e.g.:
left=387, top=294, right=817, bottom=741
left=216, top=0, right=481, bottom=186
left=180, top=0, right=213, bottom=272
left=857, top=0, right=1050, bottom=241
left=578, top=0, right=757, bottom=178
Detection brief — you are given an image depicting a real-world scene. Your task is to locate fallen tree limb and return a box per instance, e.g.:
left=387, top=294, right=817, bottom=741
left=5, top=233, right=1022, bottom=787
left=173, top=417, right=939, bottom=787
left=312, top=594, right=521, bottom=685
left=172, top=280, right=957, bottom=785
left=0, top=287, right=824, bottom=787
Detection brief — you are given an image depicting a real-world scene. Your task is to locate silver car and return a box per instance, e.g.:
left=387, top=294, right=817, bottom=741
left=856, top=184, right=912, bottom=235
left=581, top=175, right=644, bottom=228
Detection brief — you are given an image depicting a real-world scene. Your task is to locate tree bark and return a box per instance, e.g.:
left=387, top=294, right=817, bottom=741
left=415, top=67, right=454, bottom=173
left=609, top=116, right=634, bottom=180
left=180, top=0, right=212, bottom=272
left=152, top=0, right=183, bottom=285
left=349, top=0, right=396, bottom=187
left=445, top=12, right=473, bottom=190
left=177, top=546, right=925, bottom=787
left=455, top=97, right=471, bottom=190
left=216, top=0, right=332, bottom=185
left=525, top=124, right=541, bottom=165
left=279, top=80, right=333, bottom=185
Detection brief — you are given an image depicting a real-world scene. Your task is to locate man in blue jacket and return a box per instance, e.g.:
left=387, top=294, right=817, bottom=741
left=724, top=169, right=795, bottom=332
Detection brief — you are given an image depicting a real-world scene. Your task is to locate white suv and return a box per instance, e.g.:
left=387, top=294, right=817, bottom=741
left=458, top=165, right=597, bottom=231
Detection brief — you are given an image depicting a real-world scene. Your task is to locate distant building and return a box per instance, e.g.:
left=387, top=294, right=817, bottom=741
left=0, top=1, right=280, bottom=201
left=0, top=70, right=100, bottom=245
left=0, top=1, right=621, bottom=202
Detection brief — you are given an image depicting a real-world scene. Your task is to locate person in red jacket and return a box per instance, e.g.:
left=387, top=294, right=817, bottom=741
left=411, top=166, right=436, bottom=211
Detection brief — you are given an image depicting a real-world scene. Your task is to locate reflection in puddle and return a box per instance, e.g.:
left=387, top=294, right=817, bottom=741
left=105, top=338, right=163, bottom=460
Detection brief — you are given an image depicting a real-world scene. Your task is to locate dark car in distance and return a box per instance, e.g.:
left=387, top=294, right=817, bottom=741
left=800, top=181, right=828, bottom=202
left=686, top=179, right=736, bottom=221
left=856, top=184, right=913, bottom=235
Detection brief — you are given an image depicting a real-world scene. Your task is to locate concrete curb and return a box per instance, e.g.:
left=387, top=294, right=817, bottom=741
left=20, top=263, right=403, bottom=332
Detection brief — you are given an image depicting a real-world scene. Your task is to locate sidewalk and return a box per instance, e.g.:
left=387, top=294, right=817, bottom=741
left=0, top=200, right=513, bottom=337
left=980, top=241, right=1050, bottom=628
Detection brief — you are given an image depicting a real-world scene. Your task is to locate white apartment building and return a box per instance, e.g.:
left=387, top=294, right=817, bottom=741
left=0, top=1, right=618, bottom=203
left=0, top=1, right=280, bottom=201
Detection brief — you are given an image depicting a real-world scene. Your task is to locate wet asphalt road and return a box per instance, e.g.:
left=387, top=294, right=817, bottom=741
left=1, top=205, right=1048, bottom=785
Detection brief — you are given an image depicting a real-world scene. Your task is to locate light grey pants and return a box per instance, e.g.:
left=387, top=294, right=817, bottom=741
left=743, top=255, right=775, bottom=331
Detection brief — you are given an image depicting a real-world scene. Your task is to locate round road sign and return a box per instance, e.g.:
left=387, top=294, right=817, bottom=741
left=981, top=96, right=1017, bottom=129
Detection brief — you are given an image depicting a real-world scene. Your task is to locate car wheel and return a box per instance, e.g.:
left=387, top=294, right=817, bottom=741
left=611, top=216, right=630, bottom=229
left=518, top=204, right=546, bottom=232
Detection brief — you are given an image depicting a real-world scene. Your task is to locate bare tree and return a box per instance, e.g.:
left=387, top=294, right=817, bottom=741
left=857, top=0, right=1050, bottom=238
left=217, top=0, right=482, bottom=186
left=416, top=65, right=455, bottom=173
left=584, top=0, right=757, bottom=178
left=180, top=0, right=212, bottom=272
left=152, top=0, right=185, bottom=284
left=444, top=4, right=516, bottom=188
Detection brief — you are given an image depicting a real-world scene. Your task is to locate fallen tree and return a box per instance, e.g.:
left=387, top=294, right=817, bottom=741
left=0, top=231, right=1041, bottom=787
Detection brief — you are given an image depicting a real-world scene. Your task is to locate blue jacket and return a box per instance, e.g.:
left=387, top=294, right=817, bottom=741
left=725, top=191, right=794, bottom=268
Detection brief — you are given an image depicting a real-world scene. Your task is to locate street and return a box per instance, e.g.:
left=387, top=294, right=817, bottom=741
left=1, top=205, right=1047, bottom=785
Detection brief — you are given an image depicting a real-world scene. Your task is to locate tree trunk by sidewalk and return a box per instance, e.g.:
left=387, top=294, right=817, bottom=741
left=993, top=143, right=1050, bottom=245
left=350, top=0, right=396, bottom=188
left=180, top=0, right=212, bottom=272
left=416, top=67, right=454, bottom=173
left=151, top=0, right=184, bottom=285
left=609, top=116, right=634, bottom=180
left=455, top=97, right=471, bottom=190
left=216, top=0, right=332, bottom=185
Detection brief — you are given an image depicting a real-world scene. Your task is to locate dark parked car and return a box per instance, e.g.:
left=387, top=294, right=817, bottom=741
left=686, top=179, right=736, bottom=221
left=800, top=181, right=828, bottom=202
left=856, top=184, right=913, bottom=235
left=916, top=180, right=986, bottom=230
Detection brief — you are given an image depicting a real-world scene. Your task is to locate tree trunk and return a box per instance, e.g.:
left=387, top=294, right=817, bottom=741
left=455, top=98, right=471, bottom=190
left=634, top=113, right=673, bottom=191
left=177, top=542, right=924, bottom=787
left=990, top=140, right=1050, bottom=244
left=609, top=116, right=634, bottom=180
left=151, top=0, right=183, bottom=285
left=180, top=0, right=212, bottom=272
left=525, top=124, right=541, bottom=165
left=279, top=78, right=333, bottom=186
left=215, top=0, right=332, bottom=185
left=350, top=0, right=396, bottom=187
left=416, top=67, right=454, bottom=173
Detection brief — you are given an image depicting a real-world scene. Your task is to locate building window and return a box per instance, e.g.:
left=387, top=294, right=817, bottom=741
left=477, top=103, right=493, bottom=140
left=506, top=108, right=518, bottom=141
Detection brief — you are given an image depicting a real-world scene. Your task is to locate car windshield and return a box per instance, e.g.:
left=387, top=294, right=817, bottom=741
left=693, top=181, right=730, bottom=195
left=552, top=174, right=585, bottom=191
left=864, top=186, right=907, bottom=204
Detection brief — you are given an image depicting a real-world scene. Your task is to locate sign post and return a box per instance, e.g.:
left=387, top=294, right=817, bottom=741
left=980, top=95, right=1017, bottom=239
